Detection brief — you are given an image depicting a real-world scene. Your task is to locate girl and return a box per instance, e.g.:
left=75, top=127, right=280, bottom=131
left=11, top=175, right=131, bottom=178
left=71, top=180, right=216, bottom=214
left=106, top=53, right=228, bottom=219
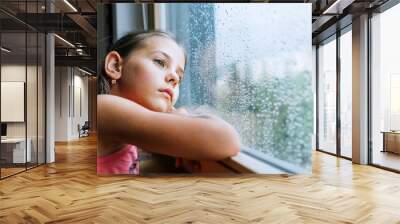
left=97, top=31, right=240, bottom=175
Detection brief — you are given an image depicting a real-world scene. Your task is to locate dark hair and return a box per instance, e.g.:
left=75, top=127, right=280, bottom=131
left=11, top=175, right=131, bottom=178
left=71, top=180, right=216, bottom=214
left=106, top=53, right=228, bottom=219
left=98, top=31, right=185, bottom=94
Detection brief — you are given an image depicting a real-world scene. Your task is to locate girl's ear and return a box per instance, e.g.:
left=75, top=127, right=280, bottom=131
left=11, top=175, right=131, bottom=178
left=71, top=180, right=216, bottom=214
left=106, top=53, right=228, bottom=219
left=104, top=51, right=123, bottom=80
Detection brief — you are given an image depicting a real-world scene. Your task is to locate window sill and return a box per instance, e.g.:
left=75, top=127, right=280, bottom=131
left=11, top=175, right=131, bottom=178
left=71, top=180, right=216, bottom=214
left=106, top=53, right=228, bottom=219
left=201, top=148, right=307, bottom=174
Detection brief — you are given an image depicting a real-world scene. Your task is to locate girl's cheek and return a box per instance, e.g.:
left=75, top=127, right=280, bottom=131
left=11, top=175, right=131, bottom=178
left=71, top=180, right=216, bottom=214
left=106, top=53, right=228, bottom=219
left=133, top=68, right=153, bottom=84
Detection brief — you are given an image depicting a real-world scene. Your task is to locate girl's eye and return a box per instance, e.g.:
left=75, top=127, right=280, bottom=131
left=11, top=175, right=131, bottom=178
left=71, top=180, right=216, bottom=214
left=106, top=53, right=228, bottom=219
left=154, top=59, right=166, bottom=68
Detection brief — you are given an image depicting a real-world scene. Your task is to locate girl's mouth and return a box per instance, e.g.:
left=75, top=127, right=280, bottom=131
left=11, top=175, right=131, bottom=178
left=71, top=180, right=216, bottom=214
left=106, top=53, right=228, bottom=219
left=159, top=88, right=174, bottom=102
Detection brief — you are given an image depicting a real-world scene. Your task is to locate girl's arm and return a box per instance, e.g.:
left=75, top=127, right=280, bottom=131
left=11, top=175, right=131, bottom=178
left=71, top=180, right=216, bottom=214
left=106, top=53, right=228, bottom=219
left=98, top=94, right=240, bottom=160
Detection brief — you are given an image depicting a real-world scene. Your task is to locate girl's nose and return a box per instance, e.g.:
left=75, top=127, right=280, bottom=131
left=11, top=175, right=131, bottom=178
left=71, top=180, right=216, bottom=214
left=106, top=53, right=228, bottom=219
left=166, top=71, right=179, bottom=87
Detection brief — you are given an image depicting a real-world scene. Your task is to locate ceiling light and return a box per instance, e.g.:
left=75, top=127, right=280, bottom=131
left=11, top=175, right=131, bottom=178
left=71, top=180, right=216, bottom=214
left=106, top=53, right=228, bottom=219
left=1, top=47, right=11, bottom=53
left=63, top=0, right=78, bottom=12
left=322, top=0, right=354, bottom=15
left=54, top=34, right=75, bottom=48
left=78, top=67, right=93, bottom=76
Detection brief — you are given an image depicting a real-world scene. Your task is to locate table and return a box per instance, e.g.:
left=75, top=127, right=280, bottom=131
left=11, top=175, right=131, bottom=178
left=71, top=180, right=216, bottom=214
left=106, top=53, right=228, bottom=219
left=1, top=138, right=31, bottom=163
left=381, top=131, right=400, bottom=154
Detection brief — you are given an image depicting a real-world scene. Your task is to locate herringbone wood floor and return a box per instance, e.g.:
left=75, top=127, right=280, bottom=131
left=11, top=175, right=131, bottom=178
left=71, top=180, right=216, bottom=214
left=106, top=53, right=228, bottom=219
left=1, top=135, right=400, bottom=223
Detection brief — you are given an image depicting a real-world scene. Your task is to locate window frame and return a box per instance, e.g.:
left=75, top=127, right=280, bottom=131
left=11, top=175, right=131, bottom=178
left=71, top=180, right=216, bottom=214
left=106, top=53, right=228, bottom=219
left=315, top=24, right=353, bottom=161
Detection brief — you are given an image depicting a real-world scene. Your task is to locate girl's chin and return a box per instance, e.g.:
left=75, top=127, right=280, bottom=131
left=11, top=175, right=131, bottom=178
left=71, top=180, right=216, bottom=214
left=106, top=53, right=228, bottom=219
left=149, top=100, right=172, bottom=113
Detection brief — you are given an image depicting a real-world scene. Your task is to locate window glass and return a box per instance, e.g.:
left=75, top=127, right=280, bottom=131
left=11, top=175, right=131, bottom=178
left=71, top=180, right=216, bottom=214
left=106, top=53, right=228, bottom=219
left=340, top=29, right=352, bottom=158
left=371, top=3, right=400, bottom=171
left=165, top=3, right=313, bottom=171
left=1, top=5, right=28, bottom=177
left=317, top=37, right=337, bottom=154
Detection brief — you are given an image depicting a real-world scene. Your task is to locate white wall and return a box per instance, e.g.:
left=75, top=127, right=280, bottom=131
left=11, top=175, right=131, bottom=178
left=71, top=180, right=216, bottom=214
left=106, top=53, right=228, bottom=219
left=1, top=65, right=26, bottom=139
left=1, top=65, right=42, bottom=138
left=55, top=66, right=69, bottom=141
left=71, top=72, right=89, bottom=138
left=55, top=67, right=89, bottom=141
left=1, top=64, right=46, bottom=164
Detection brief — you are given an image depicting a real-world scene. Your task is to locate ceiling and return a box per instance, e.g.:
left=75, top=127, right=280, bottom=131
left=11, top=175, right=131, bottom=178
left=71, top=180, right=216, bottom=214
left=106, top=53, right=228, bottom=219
left=0, top=0, right=394, bottom=73
left=0, top=0, right=97, bottom=73
left=310, top=0, right=390, bottom=43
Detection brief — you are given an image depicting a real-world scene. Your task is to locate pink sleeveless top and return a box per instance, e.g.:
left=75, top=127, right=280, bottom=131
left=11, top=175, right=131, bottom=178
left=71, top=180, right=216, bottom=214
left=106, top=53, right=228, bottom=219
left=97, top=144, right=139, bottom=175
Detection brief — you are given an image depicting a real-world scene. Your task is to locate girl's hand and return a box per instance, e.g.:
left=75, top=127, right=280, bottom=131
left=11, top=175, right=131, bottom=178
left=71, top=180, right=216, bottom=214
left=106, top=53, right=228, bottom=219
left=170, top=107, right=189, bottom=116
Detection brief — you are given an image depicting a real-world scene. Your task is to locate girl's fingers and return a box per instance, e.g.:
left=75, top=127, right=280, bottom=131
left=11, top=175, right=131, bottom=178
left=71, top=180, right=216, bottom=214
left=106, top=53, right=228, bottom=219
left=169, top=107, right=189, bottom=116
left=175, top=107, right=189, bottom=115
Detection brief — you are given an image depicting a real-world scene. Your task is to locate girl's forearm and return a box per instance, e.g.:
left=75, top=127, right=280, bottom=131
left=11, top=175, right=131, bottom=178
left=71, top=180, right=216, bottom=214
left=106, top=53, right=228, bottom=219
left=98, top=95, right=240, bottom=160
left=128, top=111, right=240, bottom=160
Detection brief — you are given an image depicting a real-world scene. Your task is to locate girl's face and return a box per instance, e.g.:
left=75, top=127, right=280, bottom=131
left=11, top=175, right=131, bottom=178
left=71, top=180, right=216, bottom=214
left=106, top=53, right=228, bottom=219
left=117, top=36, right=185, bottom=113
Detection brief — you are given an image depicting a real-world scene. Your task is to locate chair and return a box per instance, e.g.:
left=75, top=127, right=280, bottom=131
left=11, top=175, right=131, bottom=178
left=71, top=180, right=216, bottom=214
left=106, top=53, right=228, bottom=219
left=78, top=121, right=90, bottom=138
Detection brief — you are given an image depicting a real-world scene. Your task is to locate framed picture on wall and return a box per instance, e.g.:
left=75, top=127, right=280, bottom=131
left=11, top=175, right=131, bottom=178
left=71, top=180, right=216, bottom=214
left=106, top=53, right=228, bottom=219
left=1, top=81, right=25, bottom=122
